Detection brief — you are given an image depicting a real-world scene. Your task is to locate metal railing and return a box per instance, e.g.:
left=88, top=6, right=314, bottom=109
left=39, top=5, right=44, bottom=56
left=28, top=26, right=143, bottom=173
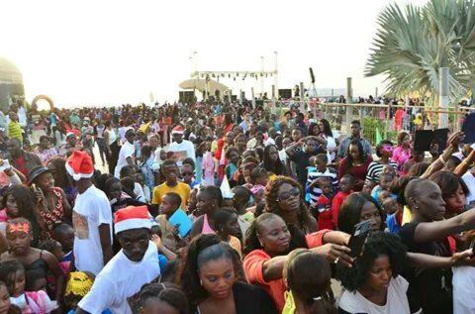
left=263, top=100, right=475, bottom=143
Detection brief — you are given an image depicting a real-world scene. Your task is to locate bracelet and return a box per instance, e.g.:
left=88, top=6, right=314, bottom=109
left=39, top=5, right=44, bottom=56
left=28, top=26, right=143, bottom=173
left=439, top=156, right=447, bottom=165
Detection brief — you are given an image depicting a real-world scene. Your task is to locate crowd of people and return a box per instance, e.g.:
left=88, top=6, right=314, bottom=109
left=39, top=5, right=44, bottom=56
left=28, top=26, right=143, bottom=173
left=0, top=99, right=473, bottom=313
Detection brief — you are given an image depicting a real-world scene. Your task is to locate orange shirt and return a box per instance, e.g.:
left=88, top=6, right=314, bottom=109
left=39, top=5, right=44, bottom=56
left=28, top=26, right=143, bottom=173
left=243, top=230, right=328, bottom=311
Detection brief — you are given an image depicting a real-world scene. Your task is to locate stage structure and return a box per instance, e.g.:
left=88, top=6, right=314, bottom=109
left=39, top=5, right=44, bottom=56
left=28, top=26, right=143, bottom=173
left=186, top=51, right=279, bottom=105
left=0, top=58, right=24, bottom=112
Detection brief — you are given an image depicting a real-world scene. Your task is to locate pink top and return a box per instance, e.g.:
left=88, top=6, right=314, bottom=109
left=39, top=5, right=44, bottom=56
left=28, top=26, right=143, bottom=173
left=392, top=146, right=410, bottom=169
left=201, top=214, right=216, bottom=234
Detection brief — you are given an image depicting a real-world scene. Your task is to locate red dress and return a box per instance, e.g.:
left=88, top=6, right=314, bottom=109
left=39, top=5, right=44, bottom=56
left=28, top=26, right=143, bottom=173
left=338, top=155, right=373, bottom=191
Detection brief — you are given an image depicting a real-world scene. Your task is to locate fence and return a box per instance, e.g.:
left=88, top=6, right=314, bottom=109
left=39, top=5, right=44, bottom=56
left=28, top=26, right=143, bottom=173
left=264, top=100, right=475, bottom=144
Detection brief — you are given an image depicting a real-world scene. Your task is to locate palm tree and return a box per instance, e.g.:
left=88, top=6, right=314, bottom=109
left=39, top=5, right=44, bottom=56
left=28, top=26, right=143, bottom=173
left=365, top=0, right=475, bottom=103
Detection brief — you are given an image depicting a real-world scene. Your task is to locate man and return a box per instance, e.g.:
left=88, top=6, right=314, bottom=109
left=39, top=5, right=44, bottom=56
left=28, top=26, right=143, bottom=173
left=7, top=138, right=42, bottom=180
left=66, top=150, right=113, bottom=275
left=76, top=205, right=160, bottom=314
left=168, top=125, right=195, bottom=166
left=286, top=136, right=326, bottom=189
left=152, top=159, right=191, bottom=208
left=337, top=120, right=372, bottom=159
left=114, top=128, right=135, bottom=178
left=239, top=112, right=251, bottom=133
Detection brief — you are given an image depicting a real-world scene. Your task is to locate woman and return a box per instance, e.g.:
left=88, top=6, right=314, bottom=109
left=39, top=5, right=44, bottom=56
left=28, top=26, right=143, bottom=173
left=46, top=157, right=77, bottom=208
left=104, top=121, right=120, bottom=175
left=28, top=166, right=72, bottom=237
left=338, top=139, right=373, bottom=191
left=366, top=140, right=398, bottom=184
left=181, top=234, right=278, bottom=314
left=224, top=147, right=241, bottom=183
left=337, top=232, right=411, bottom=314
left=243, top=213, right=352, bottom=312
left=262, top=145, right=287, bottom=176
left=265, top=176, right=317, bottom=233
left=429, top=171, right=469, bottom=218
left=35, top=136, right=58, bottom=165
left=283, top=250, right=336, bottom=314
left=392, top=131, right=411, bottom=171
left=0, top=186, right=44, bottom=246
left=233, top=134, right=247, bottom=155
left=398, top=178, right=475, bottom=313
left=337, top=192, right=384, bottom=235
left=318, top=119, right=338, bottom=162
left=0, top=218, right=65, bottom=304
left=189, top=186, right=223, bottom=238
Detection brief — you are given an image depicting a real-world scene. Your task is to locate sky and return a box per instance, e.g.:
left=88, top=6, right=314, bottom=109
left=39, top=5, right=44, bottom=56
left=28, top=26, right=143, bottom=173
left=0, top=0, right=428, bottom=108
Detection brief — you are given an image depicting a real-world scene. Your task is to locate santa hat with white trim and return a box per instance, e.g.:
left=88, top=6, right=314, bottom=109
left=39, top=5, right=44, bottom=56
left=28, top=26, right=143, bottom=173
left=65, top=150, right=94, bottom=181
left=171, top=125, right=184, bottom=135
left=114, top=205, right=152, bottom=234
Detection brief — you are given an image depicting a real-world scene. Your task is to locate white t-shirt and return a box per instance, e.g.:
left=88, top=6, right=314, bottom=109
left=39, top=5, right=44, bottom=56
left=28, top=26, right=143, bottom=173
left=78, top=241, right=160, bottom=314
left=338, top=276, right=410, bottom=314
left=73, top=185, right=113, bottom=275
left=115, top=141, right=135, bottom=178
left=453, top=266, right=475, bottom=314
left=168, top=140, right=196, bottom=166
left=462, top=171, right=475, bottom=205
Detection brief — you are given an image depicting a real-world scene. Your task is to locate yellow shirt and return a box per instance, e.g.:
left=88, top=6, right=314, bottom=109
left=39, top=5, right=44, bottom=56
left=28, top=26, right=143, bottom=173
left=152, top=182, right=191, bottom=208
left=228, top=235, right=242, bottom=259
left=402, top=205, right=412, bottom=225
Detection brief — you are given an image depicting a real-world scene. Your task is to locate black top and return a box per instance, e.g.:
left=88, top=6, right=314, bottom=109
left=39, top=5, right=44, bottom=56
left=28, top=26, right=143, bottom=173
left=289, top=148, right=325, bottom=188
left=192, top=281, right=278, bottom=314
left=398, top=222, right=453, bottom=314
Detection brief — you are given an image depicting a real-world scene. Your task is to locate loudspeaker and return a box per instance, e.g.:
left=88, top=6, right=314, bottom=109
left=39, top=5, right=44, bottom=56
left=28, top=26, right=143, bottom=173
left=179, top=91, right=195, bottom=104
left=278, top=89, right=292, bottom=99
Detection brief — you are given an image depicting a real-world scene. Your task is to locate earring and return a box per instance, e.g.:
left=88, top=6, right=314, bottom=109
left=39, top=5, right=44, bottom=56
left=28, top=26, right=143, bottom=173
left=200, top=279, right=203, bottom=286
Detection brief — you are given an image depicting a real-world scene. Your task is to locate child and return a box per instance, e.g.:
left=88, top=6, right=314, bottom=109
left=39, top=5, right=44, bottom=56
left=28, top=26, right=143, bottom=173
left=201, top=141, right=215, bottom=187
left=0, top=280, right=21, bottom=313
left=156, top=192, right=188, bottom=251
left=0, top=260, right=58, bottom=313
left=39, top=240, right=70, bottom=274
left=135, top=173, right=151, bottom=203
left=64, top=271, right=112, bottom=314
left=133, top=282, right=188, bottom=314
left=332, top=174, right=355, bottom=229
left=231, top=186, right=254, bottom=223
left=315, top=177, right=335, bottom=230
left=249, top=167, right=268, bottom=204
left=307, top=154, right=338, bottom=209
left=362, top=179, right=376, bottom=196
left=152, top=159, right=191, bottom=208
left=181, top=163, right=199, bottom=189
left=371, top=172, right=395, bottom=206
left=380, top=193, right=403, bottom=234
left=53, top=223, right=74, bottom=263
left=213, top=207, right=243, bottom=258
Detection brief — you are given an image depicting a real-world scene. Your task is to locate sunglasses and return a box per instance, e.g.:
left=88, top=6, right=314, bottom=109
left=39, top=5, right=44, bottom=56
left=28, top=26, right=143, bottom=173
left=181, top=172, right=193, bottom=176
left=277, top=187, right=300, bottom=201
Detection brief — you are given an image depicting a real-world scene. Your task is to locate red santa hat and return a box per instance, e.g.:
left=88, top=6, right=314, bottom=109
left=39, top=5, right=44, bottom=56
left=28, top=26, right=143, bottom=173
left=171, top=125, right=184, bottom=135
left=114, top=205, right=152, bottom=234
left=65, top=150, right=94, bottom=181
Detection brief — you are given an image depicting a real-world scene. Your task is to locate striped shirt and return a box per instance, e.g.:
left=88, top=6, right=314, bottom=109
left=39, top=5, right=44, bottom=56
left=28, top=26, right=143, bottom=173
left=306, top=167, right=338, bottom=207
left=366, top=161, right=398, bottom=183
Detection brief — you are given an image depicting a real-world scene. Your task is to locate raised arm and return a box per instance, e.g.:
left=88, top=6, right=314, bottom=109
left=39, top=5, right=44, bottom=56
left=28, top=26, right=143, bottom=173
left=421, top=131, right=463, bottom=179
left=454, top=149, right=475, bottom=177
left=413, top=207, right=475, bottom=243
